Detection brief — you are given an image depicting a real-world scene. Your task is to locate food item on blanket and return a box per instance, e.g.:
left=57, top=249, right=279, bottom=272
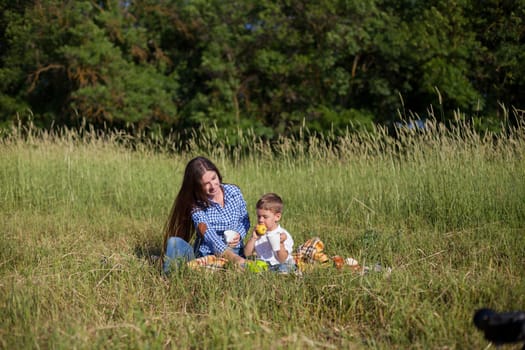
left=313, top=252, right=330, bottom=264
left=345, top=257, right=359, bottom=266
left=255, top=224, right=267, bottom=235
left=244, top=260, right=269, bottom=273
left=331, top=256, right=361, bottom=271
left=344, top=257, right=362, bottom=272
left=187, top=255, right=228, bottom=270
left=294, top=237, right=340, bottom=272
left=332, top=256, right=344, bottom=269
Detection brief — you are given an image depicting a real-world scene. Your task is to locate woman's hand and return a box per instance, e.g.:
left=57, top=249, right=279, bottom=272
left=221, top=248, right=245, bottom=265
left=227, top=232, right=241, bottom=247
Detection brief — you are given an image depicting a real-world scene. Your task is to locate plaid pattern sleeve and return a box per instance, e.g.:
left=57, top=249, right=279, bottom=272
left=191, top=184, right=250, bottom=256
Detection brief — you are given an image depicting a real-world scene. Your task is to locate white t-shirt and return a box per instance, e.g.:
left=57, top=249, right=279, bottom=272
left=254, top=225, right=294, bottom=266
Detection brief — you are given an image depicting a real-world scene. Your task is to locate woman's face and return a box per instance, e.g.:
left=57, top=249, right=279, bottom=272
left=200, top=170, right=221, bottom=198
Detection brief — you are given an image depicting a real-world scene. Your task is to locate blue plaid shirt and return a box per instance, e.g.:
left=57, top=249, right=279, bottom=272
left=191, top=184, right=250, bottom=256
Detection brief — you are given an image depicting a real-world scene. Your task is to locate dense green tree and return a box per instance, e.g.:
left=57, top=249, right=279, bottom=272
left=468, top=0, right=525, bottom=120
left=381, top=0, right=484, bottom=119
left=0, top=0, right=178, bottom=129
left=0, top=0, right=523, bottom=136
left=0, top=0, right=35, bottom=126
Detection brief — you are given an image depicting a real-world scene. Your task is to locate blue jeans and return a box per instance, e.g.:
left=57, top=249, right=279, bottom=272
left=163, top=237, right=195, bottom=274
left=268, top=261, right=297, bottom=274
left=163, top=237, right=245, bottom=274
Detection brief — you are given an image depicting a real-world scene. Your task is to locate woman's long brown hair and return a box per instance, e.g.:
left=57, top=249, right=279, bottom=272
left=161, top=157, right=223, bottom=258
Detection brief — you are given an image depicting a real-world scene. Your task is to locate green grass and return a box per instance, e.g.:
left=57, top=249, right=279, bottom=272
left=1, top=119, right=524, bottom=349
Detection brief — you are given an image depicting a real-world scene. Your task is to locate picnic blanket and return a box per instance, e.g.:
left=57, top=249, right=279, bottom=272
left=186, top=237, right=365, bottom=273
left=187, top=254, right=229, bottom=270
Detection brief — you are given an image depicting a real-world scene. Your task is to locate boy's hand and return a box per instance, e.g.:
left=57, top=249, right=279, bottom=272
left=250, top=230, right=260, bottom=241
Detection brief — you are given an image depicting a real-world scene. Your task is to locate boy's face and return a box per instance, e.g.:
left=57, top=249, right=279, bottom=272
left=256, top=208, right=281, bottom=231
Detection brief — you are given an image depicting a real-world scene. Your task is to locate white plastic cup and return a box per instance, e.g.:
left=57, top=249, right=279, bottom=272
left=267, top=232, right=281, bottom=251
left=224, top=230, right=237, bottom=243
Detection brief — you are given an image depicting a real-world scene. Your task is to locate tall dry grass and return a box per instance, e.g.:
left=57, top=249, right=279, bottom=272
left=1, top=112, right=524, bottom=349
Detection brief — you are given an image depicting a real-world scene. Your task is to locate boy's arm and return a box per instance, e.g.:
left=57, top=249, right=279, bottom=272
left=275, top=233, right=290, bottom=263
left=244, top=230, right=258, bottom=257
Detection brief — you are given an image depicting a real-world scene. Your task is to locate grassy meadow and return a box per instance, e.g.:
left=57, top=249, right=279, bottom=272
left=1, top=118, right=524, bottom=349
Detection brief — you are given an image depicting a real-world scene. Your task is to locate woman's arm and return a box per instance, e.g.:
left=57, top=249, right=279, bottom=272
left=230, top=185, right=250, bottom=239
left=240, top=199, right=250, bottom=239
left=221, top=248, right=245, bottom=265
left=192, top=210, right=228, bottom=254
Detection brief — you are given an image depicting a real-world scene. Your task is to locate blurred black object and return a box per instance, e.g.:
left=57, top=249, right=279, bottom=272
left=474, top=308, right=525, bottom=349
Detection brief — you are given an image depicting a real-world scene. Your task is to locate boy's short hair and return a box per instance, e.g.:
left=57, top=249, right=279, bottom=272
left=256, top=193, right=283, bottom=213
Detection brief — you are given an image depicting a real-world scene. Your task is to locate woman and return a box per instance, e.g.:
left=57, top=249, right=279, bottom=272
left=162, top=156, right=250, bottom=273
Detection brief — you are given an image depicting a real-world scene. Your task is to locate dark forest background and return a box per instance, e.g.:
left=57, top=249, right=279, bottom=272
left=1, top=0, right=524, bottom=140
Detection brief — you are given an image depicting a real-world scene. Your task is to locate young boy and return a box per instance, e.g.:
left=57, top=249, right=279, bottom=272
left=244, top=193, right=296, bottom=273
